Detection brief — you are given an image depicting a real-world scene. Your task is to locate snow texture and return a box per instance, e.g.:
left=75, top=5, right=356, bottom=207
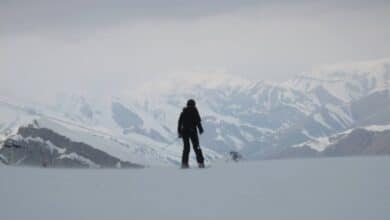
left=293, top=136, right=331, bottom=152
left=58, top=153, right=100, bottom=168
left=1, top=157, right=389, bottom=220
left=364, top=124, right=390, bottom=132
left=294, top=124, right=390, bottom=152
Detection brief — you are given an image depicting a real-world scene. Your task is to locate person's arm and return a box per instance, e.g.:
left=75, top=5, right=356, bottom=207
left=178, top=112, right=184, bottom=137
left=195, top=109, right=204, bottom=134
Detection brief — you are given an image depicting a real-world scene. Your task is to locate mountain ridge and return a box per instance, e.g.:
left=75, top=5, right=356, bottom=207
left=1, top=58, right=390, bottom=166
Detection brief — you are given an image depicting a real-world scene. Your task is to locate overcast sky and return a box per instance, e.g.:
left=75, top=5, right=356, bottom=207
left=1, top=0, right=390, bottom=101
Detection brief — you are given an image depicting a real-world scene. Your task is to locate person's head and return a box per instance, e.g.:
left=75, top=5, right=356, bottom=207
left=187, top=99, right=196, bottom=107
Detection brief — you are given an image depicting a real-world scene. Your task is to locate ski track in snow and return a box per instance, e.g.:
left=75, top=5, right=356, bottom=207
left=1, top=157, right=389, bottom=220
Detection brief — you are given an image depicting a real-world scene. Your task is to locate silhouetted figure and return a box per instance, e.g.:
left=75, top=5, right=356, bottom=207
left=178, top=99, right=205, bottom=168
left=229, top=151, right=242, bottom=162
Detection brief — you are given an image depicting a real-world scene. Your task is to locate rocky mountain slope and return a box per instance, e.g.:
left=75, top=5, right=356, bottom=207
left=269, top=124, right=390, bottom=159
left=1, top=58, right=389, bottom=166
left=0, top=122, right=142, bottom=168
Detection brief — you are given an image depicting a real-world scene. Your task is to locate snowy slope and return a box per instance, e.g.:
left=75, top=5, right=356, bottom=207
left=1, top=58, right=390, bottom=164
left=0, top=97, right=39, bottom=148
left=289, top=124, right=390, bottom=158
left=130, top=59, right=390, bottom=156
left=287, top=58, right=390, bottom=102
left=36, top=117, right=219, bottom=166
left=0, top=97, right=220, bottom=166
left=293, top=124, right=390, bottom=152
left=1, top=157, right=389, bottom=220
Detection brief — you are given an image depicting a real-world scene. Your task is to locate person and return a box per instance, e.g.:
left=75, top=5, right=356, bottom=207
left=177, top=99, right=205, bottom=168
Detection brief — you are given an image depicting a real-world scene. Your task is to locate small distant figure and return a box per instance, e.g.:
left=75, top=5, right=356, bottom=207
left=229, top=151, right=242, bottom=162
left=178, top=99, right=205, bottom=168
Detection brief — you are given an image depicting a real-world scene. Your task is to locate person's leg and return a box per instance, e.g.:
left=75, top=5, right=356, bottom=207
left=190, top=132, right=204, bottom=166
left=181, top=135, right=190, bottom=168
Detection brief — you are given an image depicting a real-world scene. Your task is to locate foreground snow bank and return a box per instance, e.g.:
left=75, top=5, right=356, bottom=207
left=1, top=157, right=389, bottom=220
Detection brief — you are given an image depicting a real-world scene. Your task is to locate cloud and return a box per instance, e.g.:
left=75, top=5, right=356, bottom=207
left=1, top=0, right=388, bottom=34
left=0, top=0, right=265, bottom=35
left=1, top=0, right=390, bottom=103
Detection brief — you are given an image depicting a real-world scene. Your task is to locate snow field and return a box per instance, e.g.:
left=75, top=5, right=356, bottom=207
left=1, top=157, right=389, bottom=220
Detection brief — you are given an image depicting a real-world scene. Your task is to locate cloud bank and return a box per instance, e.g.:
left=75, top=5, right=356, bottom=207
left=1, top=0, right=390, bottom=102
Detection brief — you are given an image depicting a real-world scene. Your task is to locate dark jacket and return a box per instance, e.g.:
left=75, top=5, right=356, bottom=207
left=178, top=106, right=204, bottom=136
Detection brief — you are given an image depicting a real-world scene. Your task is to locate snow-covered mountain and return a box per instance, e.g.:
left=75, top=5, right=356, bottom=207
left=271, top=124, right=390, bottom=159
left=126, top=59, right=390, bottom=159
left=0, top=94, right=220, bottom=167
left=1, top=58, right=389, bottom=167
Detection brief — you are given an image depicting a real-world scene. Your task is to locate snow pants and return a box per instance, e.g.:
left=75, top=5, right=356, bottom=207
left=181, top=131, right=204, bottom=166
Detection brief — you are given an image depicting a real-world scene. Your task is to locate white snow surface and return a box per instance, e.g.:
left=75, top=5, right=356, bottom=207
left=58, top=153, right=100, bottom=168
left=325, top=104, right=353, bottom=126
left=313, top=113, right=332, bottom=130
left=1, top=157, right=389, bottom=220
left=293, top=136, right=331, bottom=152
left=0, top=96, right=221, bottom=166
left=364, top=124, right=390, bottom=132
left=287, top=58, right=390, bottom=102
left=36, top=117, right=220, bottom=166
